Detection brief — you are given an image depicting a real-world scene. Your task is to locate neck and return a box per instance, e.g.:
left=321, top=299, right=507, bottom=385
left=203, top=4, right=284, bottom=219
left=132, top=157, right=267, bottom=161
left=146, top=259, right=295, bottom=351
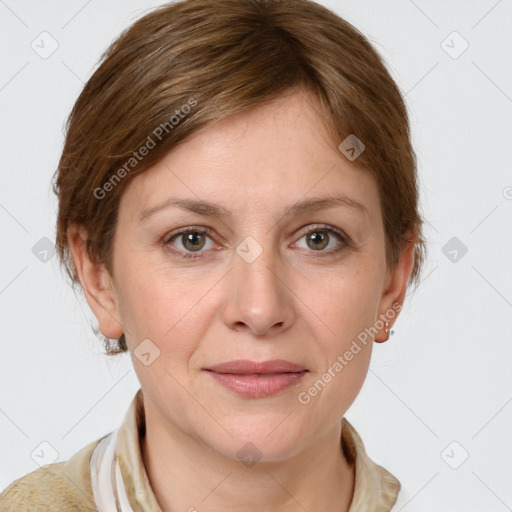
left=140, top=405, right=355, bottom=512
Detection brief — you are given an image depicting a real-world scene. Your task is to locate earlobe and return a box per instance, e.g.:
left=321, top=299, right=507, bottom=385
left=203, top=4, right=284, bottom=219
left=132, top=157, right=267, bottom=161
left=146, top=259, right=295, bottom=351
left=67, top=223, right=124, bottom=339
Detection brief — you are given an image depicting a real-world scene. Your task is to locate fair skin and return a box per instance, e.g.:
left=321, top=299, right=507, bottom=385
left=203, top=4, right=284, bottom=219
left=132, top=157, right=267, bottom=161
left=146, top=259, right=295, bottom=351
left=69, top=89, right=415, bottom=511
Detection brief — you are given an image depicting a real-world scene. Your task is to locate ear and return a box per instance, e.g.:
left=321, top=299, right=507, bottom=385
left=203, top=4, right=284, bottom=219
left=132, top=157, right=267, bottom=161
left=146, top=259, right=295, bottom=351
left=374, top=233, right=416, bottom=342
left=67, top=223, right=124, bottom=339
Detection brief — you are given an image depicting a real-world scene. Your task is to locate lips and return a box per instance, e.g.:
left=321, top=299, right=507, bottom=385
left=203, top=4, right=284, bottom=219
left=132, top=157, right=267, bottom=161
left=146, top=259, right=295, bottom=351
left=203, top=359, right=308, bottom=398
left=204, top=359, right=307, bottom=375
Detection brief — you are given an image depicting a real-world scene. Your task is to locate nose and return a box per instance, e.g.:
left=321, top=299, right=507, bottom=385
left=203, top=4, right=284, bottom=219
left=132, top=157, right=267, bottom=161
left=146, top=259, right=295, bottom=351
left=221, top=239, right=295, bottom=337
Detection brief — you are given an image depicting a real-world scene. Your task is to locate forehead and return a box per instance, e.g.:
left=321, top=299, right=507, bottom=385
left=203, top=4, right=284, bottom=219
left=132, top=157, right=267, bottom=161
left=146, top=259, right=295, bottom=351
left=119, top=90, right=381, bottom=224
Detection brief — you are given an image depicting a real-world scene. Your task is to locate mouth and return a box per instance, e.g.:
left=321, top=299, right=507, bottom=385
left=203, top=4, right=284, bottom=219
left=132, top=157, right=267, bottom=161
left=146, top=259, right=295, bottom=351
left=203, top=360, right=309, bottom=398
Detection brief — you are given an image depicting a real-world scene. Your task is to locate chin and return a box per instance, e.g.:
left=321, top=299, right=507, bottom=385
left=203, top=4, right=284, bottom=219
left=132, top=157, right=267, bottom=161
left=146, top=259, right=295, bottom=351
left=201, top=417, right=309, bottom=464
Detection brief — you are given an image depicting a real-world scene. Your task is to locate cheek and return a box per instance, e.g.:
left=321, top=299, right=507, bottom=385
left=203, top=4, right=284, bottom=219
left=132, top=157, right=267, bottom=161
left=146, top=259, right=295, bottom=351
left=114, top=257, right=212, bottom=364
left=298, top=295, right=374, bottom=422
left=310, top=264, right=382, bottom=342
left=302, top=261, right=381, bottom=399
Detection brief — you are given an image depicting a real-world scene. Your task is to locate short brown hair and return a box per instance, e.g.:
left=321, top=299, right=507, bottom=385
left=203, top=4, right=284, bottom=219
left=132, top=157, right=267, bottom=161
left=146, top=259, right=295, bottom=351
left=53, top=0, right=427, bottom=354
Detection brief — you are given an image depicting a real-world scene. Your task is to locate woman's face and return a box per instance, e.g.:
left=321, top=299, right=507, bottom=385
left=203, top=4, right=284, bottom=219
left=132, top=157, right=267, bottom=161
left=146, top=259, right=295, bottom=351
left=95, top=90, right=409, bottom=461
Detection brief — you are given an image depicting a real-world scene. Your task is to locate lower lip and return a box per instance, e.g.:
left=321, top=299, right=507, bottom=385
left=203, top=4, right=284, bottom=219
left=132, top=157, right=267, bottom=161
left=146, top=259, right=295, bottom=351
left=206, top=371, right=307, bottom=398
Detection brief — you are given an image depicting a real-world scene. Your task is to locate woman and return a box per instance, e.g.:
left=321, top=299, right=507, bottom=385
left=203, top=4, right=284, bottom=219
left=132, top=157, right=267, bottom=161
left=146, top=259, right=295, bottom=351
left=0, top=0, right=426, bottom=510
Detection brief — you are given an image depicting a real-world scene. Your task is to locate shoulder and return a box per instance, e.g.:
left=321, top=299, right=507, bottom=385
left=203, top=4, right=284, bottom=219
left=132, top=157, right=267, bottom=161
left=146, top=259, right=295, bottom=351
left=0, top=438, right=101, bottom=512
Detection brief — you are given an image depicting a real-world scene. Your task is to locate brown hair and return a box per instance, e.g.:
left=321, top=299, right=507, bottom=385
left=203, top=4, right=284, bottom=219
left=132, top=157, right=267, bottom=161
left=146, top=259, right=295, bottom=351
left=53, top=0, right=427, bottom=355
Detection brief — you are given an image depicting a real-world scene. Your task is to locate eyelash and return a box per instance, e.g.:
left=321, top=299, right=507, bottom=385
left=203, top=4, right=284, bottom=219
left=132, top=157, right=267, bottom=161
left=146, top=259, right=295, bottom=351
left=163, top=225, right=351, bottom=261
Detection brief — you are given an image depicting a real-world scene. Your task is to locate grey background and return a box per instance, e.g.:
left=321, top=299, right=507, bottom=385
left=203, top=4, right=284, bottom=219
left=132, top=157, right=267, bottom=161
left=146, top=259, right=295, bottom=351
left=1, top=0, right=511, bottom=509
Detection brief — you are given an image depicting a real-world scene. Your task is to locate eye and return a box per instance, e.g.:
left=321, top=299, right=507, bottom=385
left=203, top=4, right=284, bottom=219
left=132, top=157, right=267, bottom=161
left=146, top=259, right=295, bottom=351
left=165, top=228, right=216, bottom=259
left=292, top=225, right=349, bottom=255
left=164, top=224, right=349, bottom=260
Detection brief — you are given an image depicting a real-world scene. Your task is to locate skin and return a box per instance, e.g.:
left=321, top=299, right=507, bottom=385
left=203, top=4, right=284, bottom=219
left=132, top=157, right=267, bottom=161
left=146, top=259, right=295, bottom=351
left=68, top=88, right=415, bottom=511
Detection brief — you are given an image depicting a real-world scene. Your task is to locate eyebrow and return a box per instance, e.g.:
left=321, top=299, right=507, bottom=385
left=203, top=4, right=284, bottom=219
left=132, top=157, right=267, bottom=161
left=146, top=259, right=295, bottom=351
left=138, top=194, right=368, bottom=223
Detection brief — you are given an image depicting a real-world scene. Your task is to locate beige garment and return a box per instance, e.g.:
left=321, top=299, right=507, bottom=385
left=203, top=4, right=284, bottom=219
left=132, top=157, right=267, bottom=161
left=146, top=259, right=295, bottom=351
left=0, top=388, right=400, bottom=511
